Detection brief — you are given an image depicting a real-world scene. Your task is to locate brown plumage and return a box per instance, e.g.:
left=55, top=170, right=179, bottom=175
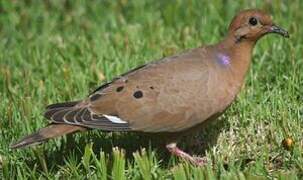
left=11, top=9, right=289, bottom=165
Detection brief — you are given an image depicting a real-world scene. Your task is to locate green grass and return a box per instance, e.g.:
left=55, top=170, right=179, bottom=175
left=0, top=0, right=302, bottom=179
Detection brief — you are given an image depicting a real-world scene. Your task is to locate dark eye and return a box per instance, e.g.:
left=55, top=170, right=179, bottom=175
left=249, top=17, right=258, bottom=26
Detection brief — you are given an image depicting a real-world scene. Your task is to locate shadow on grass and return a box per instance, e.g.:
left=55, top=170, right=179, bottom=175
left=23, top=116, right=230, bottom=172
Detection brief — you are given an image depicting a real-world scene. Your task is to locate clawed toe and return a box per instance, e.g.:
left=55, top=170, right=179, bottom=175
left=192, top=156, right=207, bottom=166
left=166, top=143, right=207, bottom=166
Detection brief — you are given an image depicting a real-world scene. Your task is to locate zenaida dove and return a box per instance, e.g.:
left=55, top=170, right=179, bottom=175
left=11, top=9, right=289, bottom=166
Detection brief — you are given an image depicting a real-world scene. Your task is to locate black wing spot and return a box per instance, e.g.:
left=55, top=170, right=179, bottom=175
left=133, top=90, right=143, bottom=99
left=90, top=94, right=102, bottom=101
left=116, top=86, right=124, bottom=92
left=150, top=86, right=154, bottom=89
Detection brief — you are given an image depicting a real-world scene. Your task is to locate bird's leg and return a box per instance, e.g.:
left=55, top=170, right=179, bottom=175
left=166, top=143, right=207, bottom=166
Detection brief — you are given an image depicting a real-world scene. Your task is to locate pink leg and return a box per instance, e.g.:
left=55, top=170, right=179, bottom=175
left=166, top=143, right=207, bottom=166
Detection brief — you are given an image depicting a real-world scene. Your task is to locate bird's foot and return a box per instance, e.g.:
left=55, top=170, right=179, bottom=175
left=166, top=143, right=207, bottom=166
left=191, top=156, right=207, bottom=166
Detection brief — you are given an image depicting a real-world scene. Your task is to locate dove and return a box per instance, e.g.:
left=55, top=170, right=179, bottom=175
left=11, top=9, right=289, bottom=165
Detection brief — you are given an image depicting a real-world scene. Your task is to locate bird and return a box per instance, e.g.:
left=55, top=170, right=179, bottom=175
left=11, top=9, right=289, bottom=166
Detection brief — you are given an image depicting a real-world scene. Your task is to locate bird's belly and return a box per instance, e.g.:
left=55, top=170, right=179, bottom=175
left=190, top=70, right=240, bottom=127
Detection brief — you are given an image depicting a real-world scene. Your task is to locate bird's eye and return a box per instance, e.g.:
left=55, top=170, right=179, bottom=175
left=249, top=17, right=258, bottom=26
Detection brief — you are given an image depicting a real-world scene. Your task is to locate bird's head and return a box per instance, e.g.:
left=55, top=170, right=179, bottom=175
left=228, top=9, right=289, bottom=43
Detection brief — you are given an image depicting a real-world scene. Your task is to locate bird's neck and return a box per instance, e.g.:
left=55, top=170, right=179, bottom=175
left=217, top=36, right=256, bottom=81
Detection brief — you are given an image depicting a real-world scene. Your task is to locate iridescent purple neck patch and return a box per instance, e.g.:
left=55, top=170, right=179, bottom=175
left=216, top=53, right=230, bottom=66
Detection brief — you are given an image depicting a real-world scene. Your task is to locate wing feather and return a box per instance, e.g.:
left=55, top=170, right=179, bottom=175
left=44, top=101, right=131, bottom=131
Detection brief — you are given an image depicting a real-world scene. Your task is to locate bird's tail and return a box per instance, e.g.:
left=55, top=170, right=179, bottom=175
left=10, top=124, right=86, bottom=149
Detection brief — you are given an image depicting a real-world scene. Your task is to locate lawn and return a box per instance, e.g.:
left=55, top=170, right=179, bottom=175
left=0, top=0, right=302, bottom=179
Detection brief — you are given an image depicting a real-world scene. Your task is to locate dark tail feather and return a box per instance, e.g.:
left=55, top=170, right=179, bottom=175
left=46, top=100, right=81, bottom=110
left=44, top=100, right=86, bottom=121
left=10, top=124, right=86, bottom=149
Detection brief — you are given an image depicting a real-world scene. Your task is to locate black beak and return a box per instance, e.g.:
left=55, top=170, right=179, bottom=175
left=268, top=25, right=289, bottom=38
